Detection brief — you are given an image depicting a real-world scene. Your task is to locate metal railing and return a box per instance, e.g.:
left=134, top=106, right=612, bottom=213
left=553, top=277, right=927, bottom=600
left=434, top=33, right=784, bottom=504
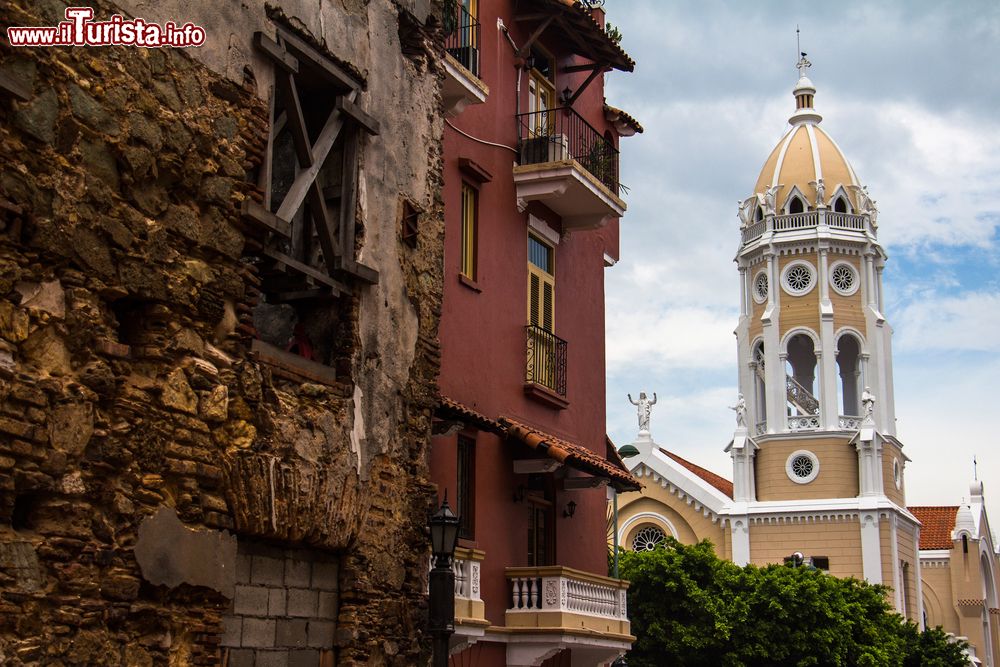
left=443, top=2, right=480, bottom=77
left=526, top=325, right=567, bottom=396
left=786, top=374, right=820, bottom=415
left=516, top=107, right=620, bottom=194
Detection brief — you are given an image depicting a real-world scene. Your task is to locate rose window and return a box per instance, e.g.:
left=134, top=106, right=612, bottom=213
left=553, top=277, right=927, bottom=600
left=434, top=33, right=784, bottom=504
left=753, top=272, right=769, bottom=302
left=791, top=455, right=814, bottom=478
left=784, top=265, right=813, bottom=292
left=830, top=263, right=858, bottom=295
left=632, top=525, right=666, bottom=552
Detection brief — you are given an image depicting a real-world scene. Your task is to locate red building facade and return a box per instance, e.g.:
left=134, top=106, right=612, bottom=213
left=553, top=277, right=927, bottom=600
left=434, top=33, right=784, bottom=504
left=430, top=1, right=643, bottom=665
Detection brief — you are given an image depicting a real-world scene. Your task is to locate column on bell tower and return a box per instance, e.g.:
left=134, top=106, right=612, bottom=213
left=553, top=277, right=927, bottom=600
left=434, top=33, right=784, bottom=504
left=817, top=246, right=840, bottom=428
left=762, top=254, right=784, bottom=433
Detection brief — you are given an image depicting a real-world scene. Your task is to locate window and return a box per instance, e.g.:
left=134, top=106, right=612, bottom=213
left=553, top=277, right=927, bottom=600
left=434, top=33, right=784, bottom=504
left=527, top=235, right=555, bottom=331
left=460, top=183, right=478, bottom=280
left=829, top=261, right=859, bottom=296
left=444, top=0, right=480, bottom=76
left=247, top=26, right=379, bottom=370
left=810, top=556, right=830, bottom=570
left=527, top=501, right=554, bottom=566
left=786, top=450, right=820, bottom=484
left=752, top=270, right=769, bottom=304
left=457, top=435, right=475, bottom=539
left=781, top=261, right=816, bottom=296
left=527, top=49, right=555, bottom=134
left=834, top=196, right=848, bottom=213
left=788, top=195, right=805, bottom=214
left=632, top=525, right=666, bottom=552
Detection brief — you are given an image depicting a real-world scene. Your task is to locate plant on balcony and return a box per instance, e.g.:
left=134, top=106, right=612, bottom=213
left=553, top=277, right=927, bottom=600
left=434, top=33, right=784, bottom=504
left=616, top=539, right=969, bottom=667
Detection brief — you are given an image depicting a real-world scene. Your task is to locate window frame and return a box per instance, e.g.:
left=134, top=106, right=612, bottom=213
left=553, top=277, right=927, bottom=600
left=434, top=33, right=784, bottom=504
left=460, top=182, right=478, bottom=280
left=527, top=233, right=556, bottom=332
left=457, top=433, right=476, bottom=540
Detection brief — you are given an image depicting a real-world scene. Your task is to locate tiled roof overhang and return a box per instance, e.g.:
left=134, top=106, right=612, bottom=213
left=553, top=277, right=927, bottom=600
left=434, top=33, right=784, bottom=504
left=660, top=448, right=734, bottom=498
left=517, top=0, right=635, bottom=72
left=500, top=417, right=641, bottom=491
left=604, top=104, right=644, bottom=134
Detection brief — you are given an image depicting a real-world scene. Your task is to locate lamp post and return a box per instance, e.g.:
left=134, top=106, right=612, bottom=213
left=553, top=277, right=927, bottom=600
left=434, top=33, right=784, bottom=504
left=429, top=495, right=460, bottom=667
left=612, top=445, right=641, bottom=579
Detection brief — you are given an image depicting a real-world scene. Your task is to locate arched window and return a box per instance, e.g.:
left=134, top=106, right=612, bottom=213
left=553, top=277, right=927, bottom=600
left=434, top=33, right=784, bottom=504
left=632, top=525, right=666, bottom=552
left=754, top=204, right=764, bottom=222
left=788, top=195, right=805, bottom=214
left=834, top=196, right=848, bottom=213
left=752, top=342, right=767, bottom=427
left=785, top=333, right=818, bottom=416
left=836, top=334, right=861, bottom=416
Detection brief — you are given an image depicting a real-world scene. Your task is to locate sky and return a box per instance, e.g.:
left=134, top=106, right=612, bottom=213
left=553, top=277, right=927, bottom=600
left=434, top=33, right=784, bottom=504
left=601, top=0, right=1000, bottom=526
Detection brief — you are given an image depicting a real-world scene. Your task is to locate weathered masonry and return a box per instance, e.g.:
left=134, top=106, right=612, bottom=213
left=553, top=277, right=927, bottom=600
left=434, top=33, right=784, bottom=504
left=0, top=0, right=444, bottom=664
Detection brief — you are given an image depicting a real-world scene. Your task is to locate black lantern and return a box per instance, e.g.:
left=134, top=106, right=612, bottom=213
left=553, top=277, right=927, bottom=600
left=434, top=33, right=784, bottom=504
left=429, top=495, right=460, bottom=564
left=429, top=495, right=460, bottom=667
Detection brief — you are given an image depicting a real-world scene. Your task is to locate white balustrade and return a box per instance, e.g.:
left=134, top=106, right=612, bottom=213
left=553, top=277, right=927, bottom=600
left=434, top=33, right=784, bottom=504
left=506, top=568, right=629, bottom=621
left=838, top=415, right=861, bottom=430
left=788, top=415, right=821, bottom=431
left=827, top=212, right=866, bottom=231
left=772, top=211, right=818, bottom=231
left=454, top=556, right=481, bottom=601
left=755, top=421, right=767, bottom=436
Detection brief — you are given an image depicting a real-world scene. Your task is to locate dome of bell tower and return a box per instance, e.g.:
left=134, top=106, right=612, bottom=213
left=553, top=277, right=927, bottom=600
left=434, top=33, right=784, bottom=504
left=749, top=57, right=863, bottom=214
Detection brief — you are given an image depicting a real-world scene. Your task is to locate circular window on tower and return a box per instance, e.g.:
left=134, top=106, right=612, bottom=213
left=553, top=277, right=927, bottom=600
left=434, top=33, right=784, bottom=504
left=752, top=270, right=769, bottom=304
left=786, top=450, right=820, bottom=484
left=830, top=261, right=860, bottom=296
left=631, top=525, right=666, bottom=552
left=781, top=260, right=816, bottom=296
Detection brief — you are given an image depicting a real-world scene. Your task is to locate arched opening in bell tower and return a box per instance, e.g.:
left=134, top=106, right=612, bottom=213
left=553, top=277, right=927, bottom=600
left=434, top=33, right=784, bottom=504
left=836, top=334, right=862, bottom=416
left=752, top=341, right=766, bottom=427
left=785, top=333, right=818, bottom=415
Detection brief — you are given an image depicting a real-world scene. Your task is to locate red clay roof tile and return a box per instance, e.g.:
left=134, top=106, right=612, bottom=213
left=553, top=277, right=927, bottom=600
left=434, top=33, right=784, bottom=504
left=660, top=449, right=734, bottom=498
left=908, top=506, right=959, bottom=550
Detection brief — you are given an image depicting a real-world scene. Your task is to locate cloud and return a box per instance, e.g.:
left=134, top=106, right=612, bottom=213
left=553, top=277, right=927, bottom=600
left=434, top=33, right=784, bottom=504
left=893, top=290, right=1000, bottom=352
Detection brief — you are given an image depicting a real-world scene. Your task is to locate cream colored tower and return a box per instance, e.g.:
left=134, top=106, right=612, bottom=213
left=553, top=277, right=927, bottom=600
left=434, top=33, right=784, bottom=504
left=616, top=58, right=925, bottom=624
left=730, top=56, right=919, bottom=616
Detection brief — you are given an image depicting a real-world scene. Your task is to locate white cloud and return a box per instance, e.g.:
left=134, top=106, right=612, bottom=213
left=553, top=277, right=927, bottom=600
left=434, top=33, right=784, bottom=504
left=894, top=291, right=1000, bottom=352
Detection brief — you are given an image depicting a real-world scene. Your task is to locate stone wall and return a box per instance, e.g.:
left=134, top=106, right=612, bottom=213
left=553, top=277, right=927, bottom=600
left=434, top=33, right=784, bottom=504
left=0, top=0, right=444, bottom=664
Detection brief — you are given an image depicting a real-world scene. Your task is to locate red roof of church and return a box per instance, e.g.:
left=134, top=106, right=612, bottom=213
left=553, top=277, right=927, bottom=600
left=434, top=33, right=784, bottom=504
left=908, top=506, right=958, bottom=549
left=660, top=449, right=734, bottom=498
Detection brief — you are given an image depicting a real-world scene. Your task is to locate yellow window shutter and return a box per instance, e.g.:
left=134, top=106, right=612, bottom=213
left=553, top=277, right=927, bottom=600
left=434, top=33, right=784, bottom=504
left=529, top=272, right=541, bottom=326
left=541, top=279, right=554, bottom=332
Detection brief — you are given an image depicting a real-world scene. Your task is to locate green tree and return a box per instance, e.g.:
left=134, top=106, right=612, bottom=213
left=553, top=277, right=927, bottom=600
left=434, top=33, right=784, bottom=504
left=618, top=539, right=968, bottom=667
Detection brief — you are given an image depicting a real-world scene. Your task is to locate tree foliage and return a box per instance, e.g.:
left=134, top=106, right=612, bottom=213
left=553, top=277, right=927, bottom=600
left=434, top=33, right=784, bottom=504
left=618, top=539, right=969, bottom=667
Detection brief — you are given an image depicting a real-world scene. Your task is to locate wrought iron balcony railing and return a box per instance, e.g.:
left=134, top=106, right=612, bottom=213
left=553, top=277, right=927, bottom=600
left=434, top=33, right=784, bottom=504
left=525, top=325, right=567, bottom=396
left=443, top=2, right=481, bottom=78
left=516, top=107, right=620, bottom=194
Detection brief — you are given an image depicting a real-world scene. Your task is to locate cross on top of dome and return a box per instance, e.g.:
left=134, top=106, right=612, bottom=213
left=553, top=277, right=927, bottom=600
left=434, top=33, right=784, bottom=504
left=796, top=52, right=812, bottom=79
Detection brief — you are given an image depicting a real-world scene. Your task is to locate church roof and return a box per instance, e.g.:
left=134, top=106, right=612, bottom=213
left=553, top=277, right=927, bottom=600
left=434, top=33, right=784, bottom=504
left=908, top=506, right=959, bottom=549
left=660, top=449, right=733, bottom=498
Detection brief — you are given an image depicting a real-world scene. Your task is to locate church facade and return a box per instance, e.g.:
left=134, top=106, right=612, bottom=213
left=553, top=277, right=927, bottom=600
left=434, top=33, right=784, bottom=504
left=615, top=59, right=1000, bottom=665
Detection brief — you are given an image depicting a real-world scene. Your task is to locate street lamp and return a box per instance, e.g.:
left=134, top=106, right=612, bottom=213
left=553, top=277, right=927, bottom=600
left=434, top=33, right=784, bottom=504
left=611, top=445, right=641, bottom=579
left=429, top=494, right=460, bottom=667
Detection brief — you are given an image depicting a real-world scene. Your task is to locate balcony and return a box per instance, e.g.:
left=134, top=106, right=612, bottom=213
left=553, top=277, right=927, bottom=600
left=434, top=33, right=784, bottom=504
left=507, top=567, right=629, bottom=632
left=442, top=4, right=488, bottom=117
left=451, top=547, right=488, bottom=651
left=525, top=325, right=568, bottom=409
left=741, top=210, right=873, bottom=245
left=514, top=107, right=626, bottom=230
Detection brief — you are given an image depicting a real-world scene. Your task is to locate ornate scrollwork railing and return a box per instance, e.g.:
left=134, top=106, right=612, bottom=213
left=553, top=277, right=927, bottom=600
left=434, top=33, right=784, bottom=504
left=786, top=375, right=820, bottom=415
left=525, top=325, right=567, bottom=396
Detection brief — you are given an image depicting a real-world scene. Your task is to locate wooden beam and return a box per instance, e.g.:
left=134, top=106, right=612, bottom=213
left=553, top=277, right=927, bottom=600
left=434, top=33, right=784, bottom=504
left=0, top=71, right=32, bottom=101
left=517, top=15, right=556, bottom=57
left=275, top=90, right=356, bottom=222
left=277, top=70, right=313, bottom=168
left=306, top=181, right=343, bottom=279
left=561, top=62, right=602, bottom=74
left=261, top=247, right=350, bottom=295
left=566, top=65, right=606, bottom=107
left=335, top=257, right=379, bottom=285
left=266, top=288, right=333, bottom=302
left=276, top=28, right=360, bottom=91
left=337, top=128, right=360, bottom=266
left=241, top=200, right=291, bottom=238
left=336, top=98, right=380, bottom=136
left=512, top=12, right=552, bottom=22
left=513, top=459, right=562, bottom=474
left=552, top=15, right=599, bottom=62
left=253, top=32, right=299, bottom=73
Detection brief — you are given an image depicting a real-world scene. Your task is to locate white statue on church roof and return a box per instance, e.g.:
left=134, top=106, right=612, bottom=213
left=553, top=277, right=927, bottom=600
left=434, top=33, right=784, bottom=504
left=628, top=392, right=657, bottom=433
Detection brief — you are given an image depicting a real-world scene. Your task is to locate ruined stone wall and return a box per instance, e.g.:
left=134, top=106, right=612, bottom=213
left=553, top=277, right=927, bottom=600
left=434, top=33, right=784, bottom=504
left=0, top=0, right=445, bottom=664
